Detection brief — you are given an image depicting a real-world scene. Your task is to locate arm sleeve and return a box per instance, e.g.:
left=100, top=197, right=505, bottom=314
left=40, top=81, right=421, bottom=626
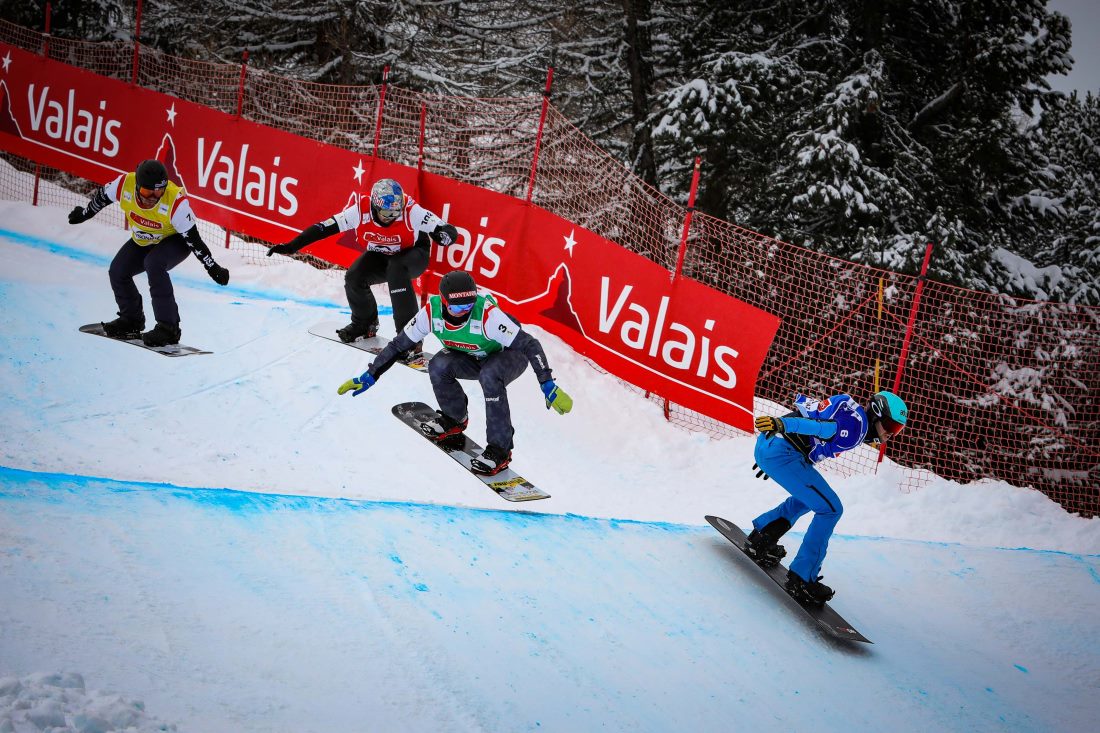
left=490, top=309, right=553, bottom=383
left=283, top=218, right=340, bottom=253
left=79, top=175, right=122, bottom=220
left=406, top=202, right=450, bottom=242
left=510, top=331, right=553, bottom=383
left=182, top=226, right=219, bottom=270
left=103, top=175, right=125, bottom=204
left=367, top=307, right=432, bottom=379
left=778, top=416, right=838, bottom=440
left=79, top=189, right=113, bottom=219
left=332, top=198, right=362, bottom=232
left=169, top=197, right=198, bottom=233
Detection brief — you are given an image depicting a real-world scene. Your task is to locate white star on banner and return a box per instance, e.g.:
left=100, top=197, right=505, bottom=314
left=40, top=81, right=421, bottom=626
left=563, top=229, right=577, bottom=255
left=352, top=160, right=366, bottom=184
left=166, top=103, right=177, bottom=126
left=2, top=52, right=12, bottom=73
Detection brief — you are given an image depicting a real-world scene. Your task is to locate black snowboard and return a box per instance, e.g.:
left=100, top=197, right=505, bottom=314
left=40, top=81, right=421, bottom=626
left=705, top=515, right=871, bottom=643
left=392, top=401, right=549, bottom=502
left=79, top=323, right=211, bottom=357
left=309, top=321, right=433, bottom=372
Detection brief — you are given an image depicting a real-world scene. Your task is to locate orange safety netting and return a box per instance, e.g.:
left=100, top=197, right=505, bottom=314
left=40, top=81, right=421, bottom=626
left=3, top=20, right=1097, bottom=516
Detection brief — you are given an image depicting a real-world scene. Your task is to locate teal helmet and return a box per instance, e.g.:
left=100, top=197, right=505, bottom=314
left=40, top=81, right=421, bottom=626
left=869, top=391, right=908, bottom=438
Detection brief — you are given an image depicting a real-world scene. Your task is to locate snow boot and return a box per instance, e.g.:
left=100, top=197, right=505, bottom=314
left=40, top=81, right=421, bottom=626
left=785, top=570, right=835, bottom=606
left=336, top=320, right=378, bottom=343
left=141, top=321, right=182, bottom=347
left=470, top=444, right=511, bottom=476
left=102, top=314, right=145, bottom=340
left=401, top=342, right=427, bottom=367
left=419, top=410, right=469, bottom=442
left=744, top=517, right=792, bottom=568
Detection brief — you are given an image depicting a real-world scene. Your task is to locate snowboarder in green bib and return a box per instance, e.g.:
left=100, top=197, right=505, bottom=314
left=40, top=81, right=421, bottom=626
left=337, top=269, right=574, bottom=475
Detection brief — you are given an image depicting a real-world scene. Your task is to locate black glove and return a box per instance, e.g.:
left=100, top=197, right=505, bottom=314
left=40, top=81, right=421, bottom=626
left=752, top=462, right=770, bottom=481
left=430, top=223, right=459, bottom=246
left=207, top=263, right=230, bottom=286
left=68, top=206, right=90, bottom=225
left=266, top=242, right=300, bottom=257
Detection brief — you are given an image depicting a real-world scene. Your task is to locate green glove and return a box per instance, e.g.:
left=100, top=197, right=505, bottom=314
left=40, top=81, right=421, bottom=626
left=540, top=380, right=573, bottom=415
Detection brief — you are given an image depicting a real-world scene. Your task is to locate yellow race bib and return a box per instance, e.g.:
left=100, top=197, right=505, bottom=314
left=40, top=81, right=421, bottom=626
left=118, top=173, right=186, bottom=247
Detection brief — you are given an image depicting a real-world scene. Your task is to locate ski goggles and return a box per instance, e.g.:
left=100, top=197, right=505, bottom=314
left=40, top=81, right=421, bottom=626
left=871, top=414, right=905, bottom=441
left=137, top=185, right=166, bottom=202
left=880, top=417, right=905, bottom=438
left=446, top=301, right=475, bottom=316
left=371, top=193, right=403, bottom=224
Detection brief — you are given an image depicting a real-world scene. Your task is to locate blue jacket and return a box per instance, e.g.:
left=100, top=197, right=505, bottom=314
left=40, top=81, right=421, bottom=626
left=779, top=394, right=869, bottom=463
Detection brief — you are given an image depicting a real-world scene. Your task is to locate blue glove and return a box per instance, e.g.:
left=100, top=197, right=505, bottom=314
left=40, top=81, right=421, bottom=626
left=540, top=380, right=573, bottom=415
left=338, top=371, right=376, bottom=396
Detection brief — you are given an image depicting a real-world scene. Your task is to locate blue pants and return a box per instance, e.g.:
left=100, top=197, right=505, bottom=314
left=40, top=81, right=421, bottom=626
left=751, top=433, right=844, bottom=583
left=109, top=235, right=191, bottom=326
left=428, top=348, right=530, bottom=451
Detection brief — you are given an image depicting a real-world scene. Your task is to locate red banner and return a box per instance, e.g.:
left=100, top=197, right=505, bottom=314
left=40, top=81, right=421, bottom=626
left=1, top=43, right=780, bottom=430
left=419, top=177, right=780, bottom=428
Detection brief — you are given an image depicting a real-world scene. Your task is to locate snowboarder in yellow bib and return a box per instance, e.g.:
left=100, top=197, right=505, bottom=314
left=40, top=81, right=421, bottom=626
left=67, top=159, right=230, bottom=346
left=338, top=270, right=573, bottom=475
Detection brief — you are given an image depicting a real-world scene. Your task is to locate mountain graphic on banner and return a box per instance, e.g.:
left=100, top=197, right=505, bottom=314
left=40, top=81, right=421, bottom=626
left=153, top=134, right=186, bottom=188
left=0, top=82, right=25, bottom=138
left=538, top=264, right=582, bottom=336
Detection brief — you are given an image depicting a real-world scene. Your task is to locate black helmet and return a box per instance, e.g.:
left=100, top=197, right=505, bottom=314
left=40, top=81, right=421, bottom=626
left=135, top=159, right=168, bottom=190
left=439, top=270, right=477, bottom=306
left=439, top=270, right=478, bottom=323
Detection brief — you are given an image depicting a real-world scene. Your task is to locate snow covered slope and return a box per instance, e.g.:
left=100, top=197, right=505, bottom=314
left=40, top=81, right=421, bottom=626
left=1, top=197, right=1098, bottom=731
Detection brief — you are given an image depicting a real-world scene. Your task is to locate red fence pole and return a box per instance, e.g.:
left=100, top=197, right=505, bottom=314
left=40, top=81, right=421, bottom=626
left=878, top=241, right=934, bottom=464
left=525, top=68, right=554, bottom=203
left=236, top=50, right=249, bottom=119
left=372, top=66, right=390, bottom=158
left=225, top=50, right=249, bottom=250
left=661, top=156, right=703, bottom=419
left=131, top=0, right=143, bottom=84
left=42, top=2, right=51, bottom=56
left=672, top=157, right=702, bottom=281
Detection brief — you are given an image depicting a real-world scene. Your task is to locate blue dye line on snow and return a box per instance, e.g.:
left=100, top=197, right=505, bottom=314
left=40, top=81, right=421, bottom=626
left=0, top=464, right=696, bottom=533
left=0, top=227, right=392, bottom=316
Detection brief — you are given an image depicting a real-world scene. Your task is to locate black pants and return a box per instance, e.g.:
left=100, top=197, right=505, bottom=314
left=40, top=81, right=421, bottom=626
left=109, top=235, right=191, bottom=326
left=345, top=246, right=429, bottom=333
left=429, top=348, right=531, bottom=452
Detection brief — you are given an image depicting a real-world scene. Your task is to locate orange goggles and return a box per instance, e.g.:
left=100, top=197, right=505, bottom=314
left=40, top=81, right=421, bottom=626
left=138, top=185, right=166, bottom=198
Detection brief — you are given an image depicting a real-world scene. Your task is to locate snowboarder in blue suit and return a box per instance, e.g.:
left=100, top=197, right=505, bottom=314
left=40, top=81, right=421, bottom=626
left=745, top=391, right=909, bottom=604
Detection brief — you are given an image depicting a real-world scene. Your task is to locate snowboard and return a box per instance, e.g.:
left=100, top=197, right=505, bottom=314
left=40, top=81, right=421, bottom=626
left=705, top=515, right=871, bottom=643
left=309, top=321, right=433, bottom=372
left=392, top=401, right=550, bottom=502
left=79, top=323, right=212, bottom=357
